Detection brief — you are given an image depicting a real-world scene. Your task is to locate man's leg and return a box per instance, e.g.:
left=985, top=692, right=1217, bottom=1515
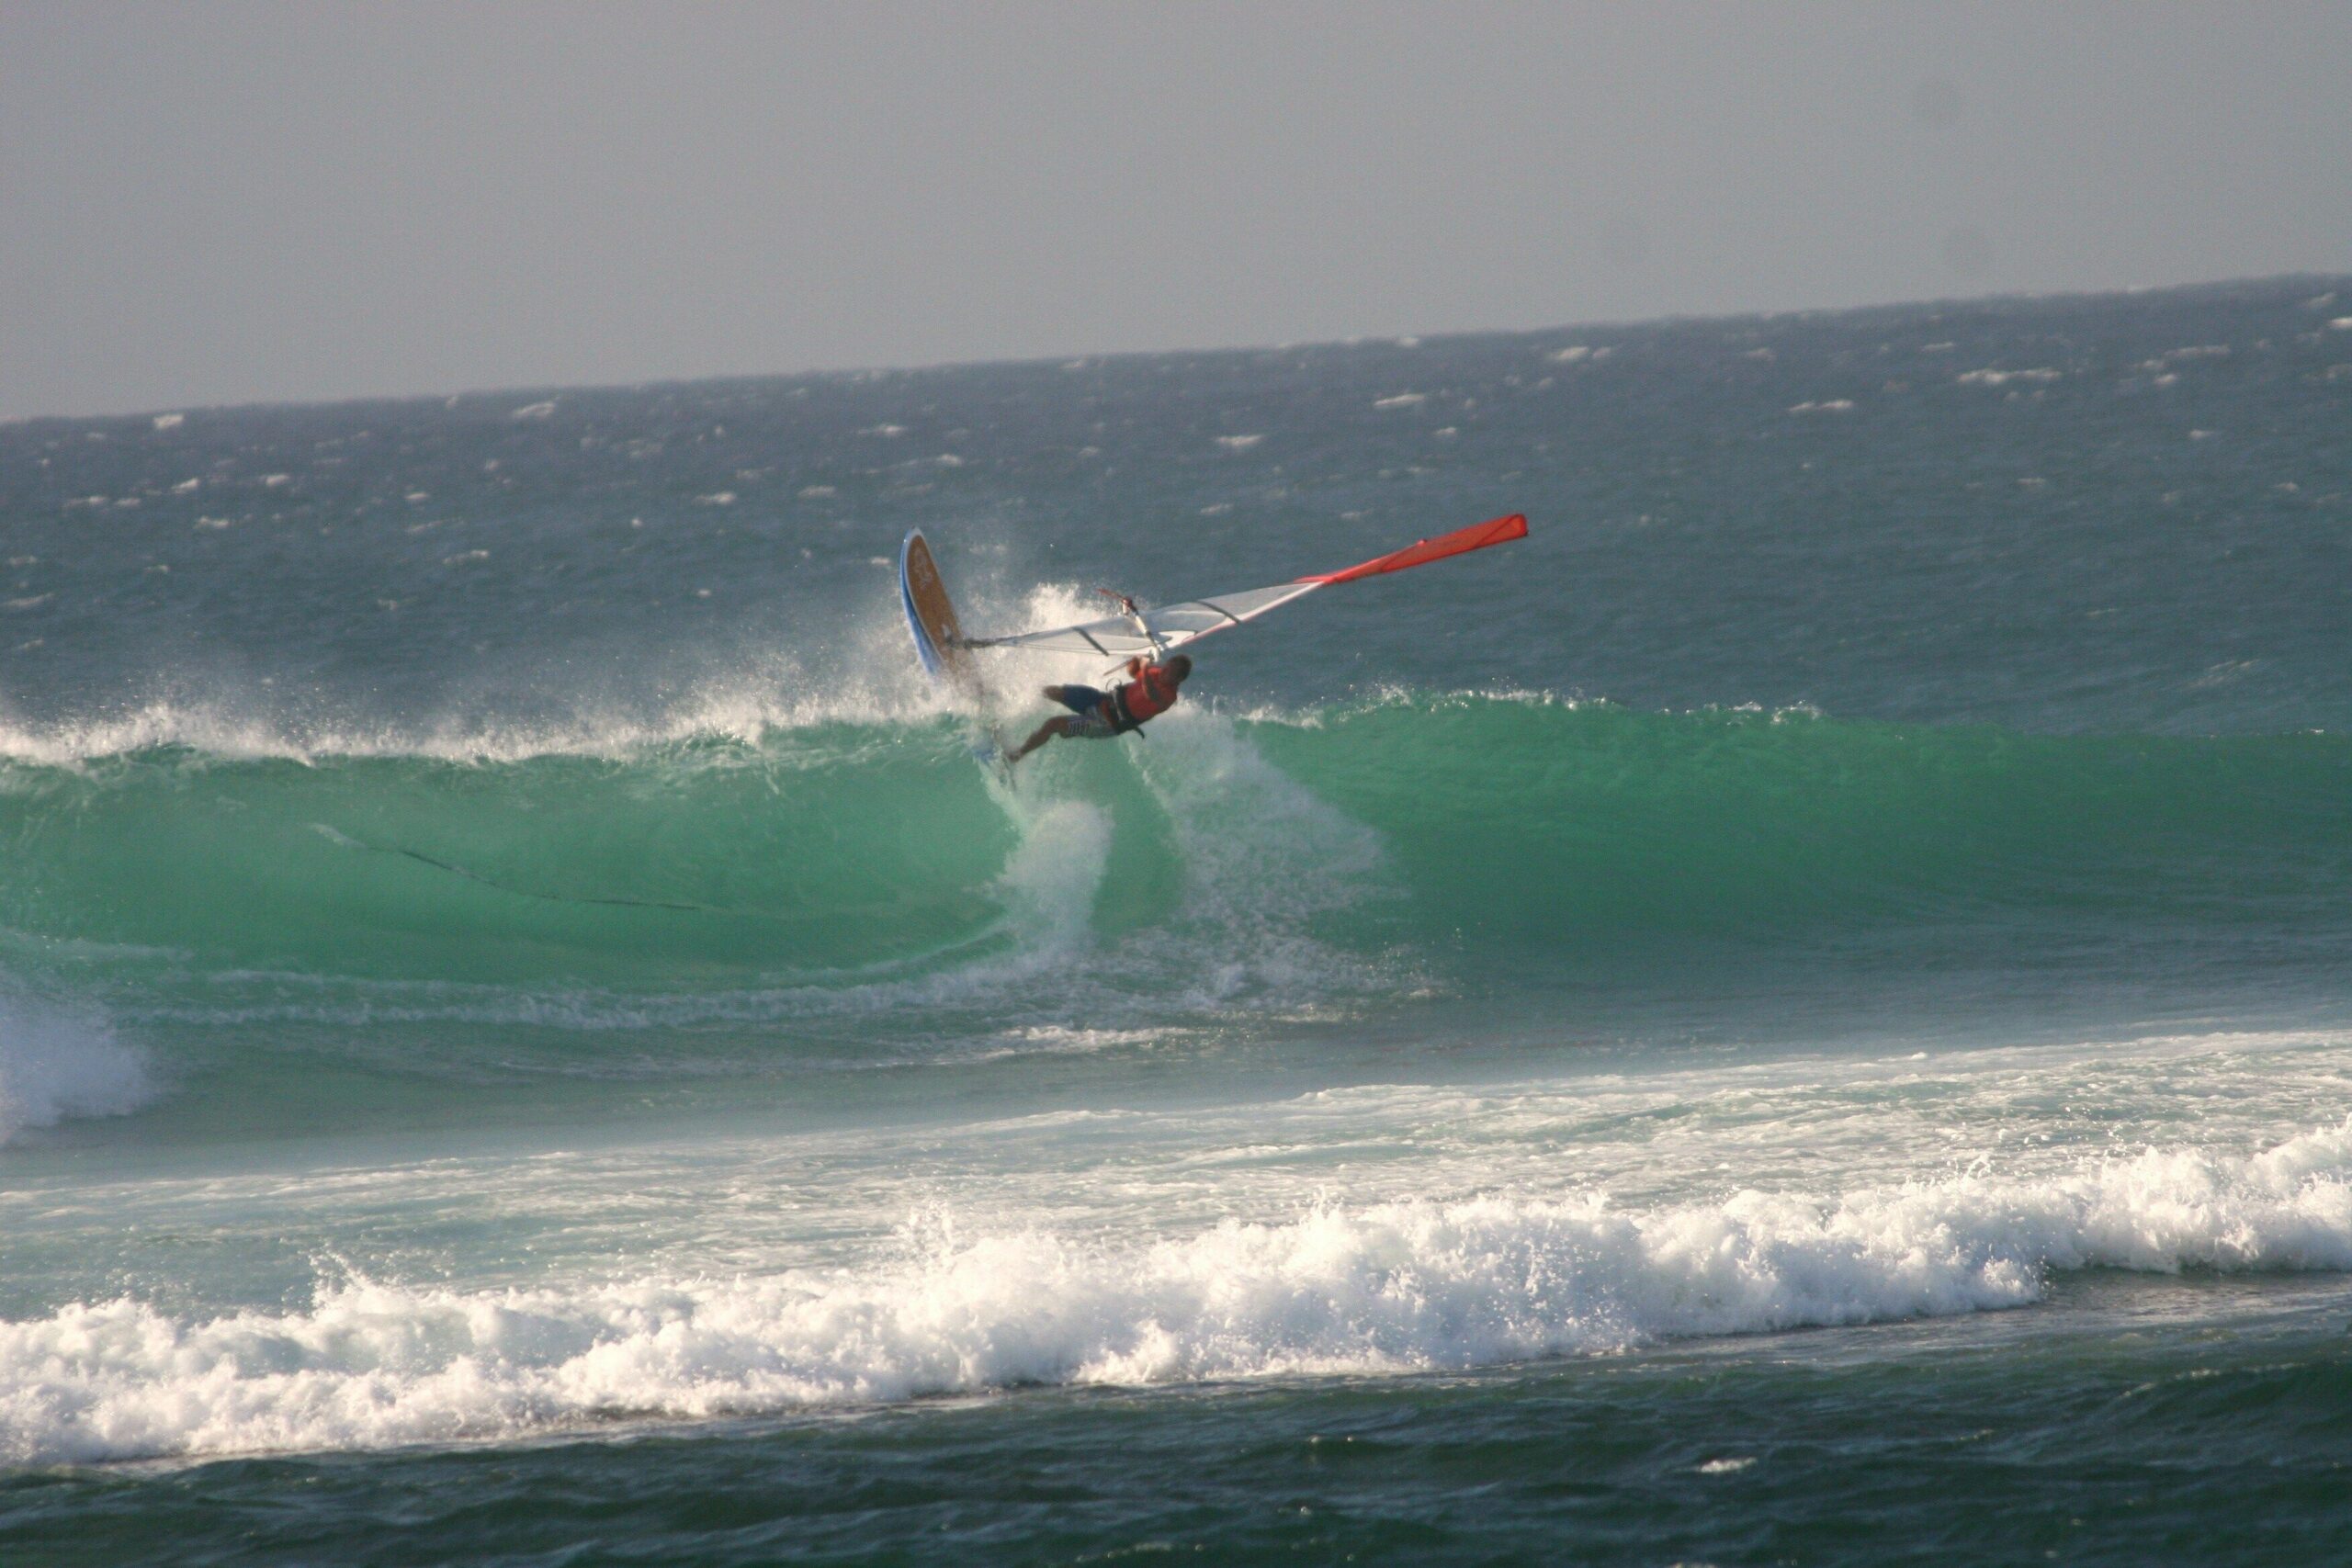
left=1010, top=716, right=1073, bottom=764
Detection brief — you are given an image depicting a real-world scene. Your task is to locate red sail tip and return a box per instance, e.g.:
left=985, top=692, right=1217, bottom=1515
left=1297, top=513, right=1529, bottom=585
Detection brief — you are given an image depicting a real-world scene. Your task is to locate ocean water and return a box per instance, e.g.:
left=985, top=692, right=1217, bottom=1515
left=4, top=276, right=2352, bottom=1564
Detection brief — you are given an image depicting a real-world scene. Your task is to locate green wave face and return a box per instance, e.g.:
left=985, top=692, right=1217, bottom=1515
left=1250, top=699, right=2352, bottom=958
left=0, top=727, right=1027, bottom=987
left=4, top=697, right=2346, bottom=1010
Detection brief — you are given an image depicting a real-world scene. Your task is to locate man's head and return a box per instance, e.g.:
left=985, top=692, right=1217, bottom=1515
left=1166, top=654, right=1193, bottom=683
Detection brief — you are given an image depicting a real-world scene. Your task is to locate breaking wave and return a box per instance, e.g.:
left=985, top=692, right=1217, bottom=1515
left=6, top=695, right=2345, bottom=976
left=11, top=1122, right=2352, bottom=1464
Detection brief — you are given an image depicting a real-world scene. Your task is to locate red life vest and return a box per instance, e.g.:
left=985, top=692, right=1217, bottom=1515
left=1113, top=665, right=1180, bottom=728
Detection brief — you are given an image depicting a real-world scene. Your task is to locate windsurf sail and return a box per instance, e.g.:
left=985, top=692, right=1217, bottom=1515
left=964, top=513, right=1527, bottom=660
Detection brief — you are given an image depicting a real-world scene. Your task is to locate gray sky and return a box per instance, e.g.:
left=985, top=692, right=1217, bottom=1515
left=4, top=2, right=2347, bottom=422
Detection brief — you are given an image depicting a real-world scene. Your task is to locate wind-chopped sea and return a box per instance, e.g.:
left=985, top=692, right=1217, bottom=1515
left=5, top=277, right=2352, bottom=1564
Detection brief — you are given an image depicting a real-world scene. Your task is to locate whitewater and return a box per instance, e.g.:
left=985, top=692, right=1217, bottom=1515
left=13, top=1036, right=2352, bottom=1468
left=6, top=276, right=2352, bottom=1564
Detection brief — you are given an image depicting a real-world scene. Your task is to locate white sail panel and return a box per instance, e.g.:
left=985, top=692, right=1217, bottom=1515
left=969, top=581, right=1324, bottom=657
left=961, top=513, right=1529, bottom=661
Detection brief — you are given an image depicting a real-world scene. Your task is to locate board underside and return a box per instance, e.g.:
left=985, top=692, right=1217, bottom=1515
left=899, top=531, right=987, bottom=704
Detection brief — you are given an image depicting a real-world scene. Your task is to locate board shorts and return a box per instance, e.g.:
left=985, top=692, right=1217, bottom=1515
left=1050, top=685, right=1120, bottom=739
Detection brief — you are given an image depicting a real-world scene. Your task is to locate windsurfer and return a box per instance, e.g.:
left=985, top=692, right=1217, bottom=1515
left=1008, top=654, right=1192, bottom=763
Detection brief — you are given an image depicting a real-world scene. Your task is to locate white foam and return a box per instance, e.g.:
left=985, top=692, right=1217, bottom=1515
left=151, top=413, right=184, bottom=431
left=1215, top=434, right=1263, bottom=451
left=1373, top=393, right=1427, bottom=409
left=976, top=1025, right=1168, bottom=1062
left=0, top=620, right=966, bottom=767
left=0, top=992, right=152, bottom=1145
left=1957, top=367, right=2062, bottom=387
left=509, top=400, right=558, bottom=420
left=1787, top=400, right=1854, bottom=413
left=13, top=1122, right=2352, bottom=1464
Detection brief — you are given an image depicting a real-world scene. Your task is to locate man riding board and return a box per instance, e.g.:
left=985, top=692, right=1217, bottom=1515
left=1008, top=653, right=1192, bottom=765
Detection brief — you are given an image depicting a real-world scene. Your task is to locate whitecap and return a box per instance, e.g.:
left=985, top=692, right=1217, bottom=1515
left=1957, top=367, right=2062, bottom=387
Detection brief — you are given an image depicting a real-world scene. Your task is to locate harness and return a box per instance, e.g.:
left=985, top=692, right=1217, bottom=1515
left=1108, top=666, right=1179, bottom=731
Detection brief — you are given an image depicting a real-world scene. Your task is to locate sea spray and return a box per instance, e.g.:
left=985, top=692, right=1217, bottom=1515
left=0, top=988, right=151, bottom=1144
left=1128, top=707, right=1396, bottom=1007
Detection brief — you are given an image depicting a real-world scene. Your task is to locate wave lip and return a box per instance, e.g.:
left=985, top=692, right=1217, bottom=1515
left=0, top=683, right=947, bottom=768
left=10, top=1123, right=2352, bottom=1465
left=0, top=994, right=152, bottom=1145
